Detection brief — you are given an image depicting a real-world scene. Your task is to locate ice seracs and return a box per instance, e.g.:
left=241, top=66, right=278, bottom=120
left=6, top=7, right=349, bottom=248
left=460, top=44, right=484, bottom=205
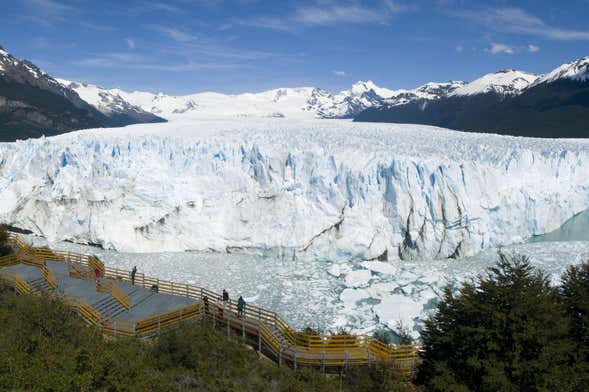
left=0, top=118, right=588, bottom=262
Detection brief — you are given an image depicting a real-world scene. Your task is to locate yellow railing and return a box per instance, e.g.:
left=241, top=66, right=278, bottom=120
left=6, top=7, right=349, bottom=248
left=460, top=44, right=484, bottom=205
left=42, top=265, right=57, bottom=289
left=95, top=279, right=130, bottom=310
left=110, top=283, right=130, bottom=310
left=3, top=233, right=422, bottom=372
left=68, top=263, right=94, bottom=280
left=0, top=254, right=19, bottom=267
left=0, top=270, right=31, bottom=294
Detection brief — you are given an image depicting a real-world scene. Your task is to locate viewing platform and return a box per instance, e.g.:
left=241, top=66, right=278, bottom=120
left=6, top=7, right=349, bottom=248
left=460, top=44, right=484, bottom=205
left=0, top=234, right=421, bottom=374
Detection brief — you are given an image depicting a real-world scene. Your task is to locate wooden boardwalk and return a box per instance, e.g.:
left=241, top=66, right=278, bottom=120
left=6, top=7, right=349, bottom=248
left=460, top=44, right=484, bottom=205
left=0, top=234, right=421, bottom=374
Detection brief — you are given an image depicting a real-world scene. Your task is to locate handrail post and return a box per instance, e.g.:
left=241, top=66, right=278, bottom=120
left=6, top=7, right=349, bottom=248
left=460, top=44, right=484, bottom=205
left=242, top=317, right=245, bottom=342
left=279, top=345, right=282, bottom=367
left=157, top=316, right=161, bottom=334
left=258, top=323, right=262, bottom=355
left=227, top=312, right=230, bottom=337
left=213, top=305, right=216, bottom=329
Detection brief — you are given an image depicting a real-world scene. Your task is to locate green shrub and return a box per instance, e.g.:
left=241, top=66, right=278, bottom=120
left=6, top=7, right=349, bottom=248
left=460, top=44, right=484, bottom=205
left=0, top=283, right=408, bottom=391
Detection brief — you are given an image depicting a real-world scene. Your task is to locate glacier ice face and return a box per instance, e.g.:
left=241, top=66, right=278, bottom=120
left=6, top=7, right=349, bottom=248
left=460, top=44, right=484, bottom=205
left=1, top=118, right=589, bottom=261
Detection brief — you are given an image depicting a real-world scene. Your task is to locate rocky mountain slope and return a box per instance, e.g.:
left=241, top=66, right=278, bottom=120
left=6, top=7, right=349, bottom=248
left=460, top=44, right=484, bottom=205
left=0, top=46, right=108, bottom=141
left=57, top=79, right=166, bottom=127
left=0, top=46, right=165, bottom=142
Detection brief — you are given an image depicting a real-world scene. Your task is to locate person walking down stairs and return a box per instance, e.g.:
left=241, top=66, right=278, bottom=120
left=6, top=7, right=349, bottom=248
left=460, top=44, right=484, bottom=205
left=131, top=266, right=137, bottom=285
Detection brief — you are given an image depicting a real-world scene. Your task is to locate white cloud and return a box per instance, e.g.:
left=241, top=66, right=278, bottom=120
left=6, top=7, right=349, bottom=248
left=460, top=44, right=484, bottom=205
left=27, top=0, right=73, bottom=15
left=73, top=52, right=243, bottom=71
left=452, top=7, right=589, bottom=41
left=31, top=37, right=51, bottom=49
left=125, top=38, right=135, bottom=49
left=294, top=4, right=385, bottom=25
left=487, top=43, right=514, bottom=54
left=527, top=44, right=540, bottom=53
left=333, top=70, right=346, bottom=77
left=146, top=2, right=184, bottom=14
left=153, top=26, right=197, bottom=42
left=230, top=1, right=411, bottom=31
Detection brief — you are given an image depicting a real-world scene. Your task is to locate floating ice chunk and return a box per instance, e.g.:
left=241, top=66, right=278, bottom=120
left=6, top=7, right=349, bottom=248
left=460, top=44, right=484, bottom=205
left=344, top=269, right=373, bottom=288
left=328, top=264, right=342, bottom=277
left=340, top=287, right=370, bottom=307
left=361, top=260, right=398, bottom=275
left=373, top=294, right=422, bottom=338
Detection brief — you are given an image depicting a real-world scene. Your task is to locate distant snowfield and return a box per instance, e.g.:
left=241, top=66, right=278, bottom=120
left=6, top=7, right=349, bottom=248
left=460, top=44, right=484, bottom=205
left=1, top=118, right=589, bottom=263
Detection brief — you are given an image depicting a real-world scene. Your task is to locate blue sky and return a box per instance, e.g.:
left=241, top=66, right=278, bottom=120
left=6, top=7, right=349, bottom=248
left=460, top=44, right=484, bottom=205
left=2, top=0, right=589, bottom=94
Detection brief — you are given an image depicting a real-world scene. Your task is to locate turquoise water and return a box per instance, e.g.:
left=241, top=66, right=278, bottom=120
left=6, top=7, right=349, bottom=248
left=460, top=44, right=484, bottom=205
left=530, top=209, right=589, bottom=243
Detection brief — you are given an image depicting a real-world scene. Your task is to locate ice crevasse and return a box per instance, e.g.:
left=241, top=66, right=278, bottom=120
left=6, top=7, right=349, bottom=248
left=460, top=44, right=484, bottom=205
left=0, top=118, right=588, bottom=261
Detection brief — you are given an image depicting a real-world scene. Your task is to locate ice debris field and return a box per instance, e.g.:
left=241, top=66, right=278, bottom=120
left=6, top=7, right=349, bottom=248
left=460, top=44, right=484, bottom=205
left=2, top=118, right=589, bottom=337
left=23, top=235, right=589, bottom=339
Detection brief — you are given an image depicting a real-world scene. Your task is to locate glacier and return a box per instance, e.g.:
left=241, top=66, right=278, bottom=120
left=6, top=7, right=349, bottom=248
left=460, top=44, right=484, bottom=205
left=1, top=118, right=589, bottom=262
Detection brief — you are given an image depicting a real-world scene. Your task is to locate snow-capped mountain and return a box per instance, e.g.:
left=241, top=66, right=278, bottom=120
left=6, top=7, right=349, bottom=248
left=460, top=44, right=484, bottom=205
left=0, top=45, right=166, bottom=142
left=451, top=70, right=538, bottom=97
left=382, top=81, right=466, bottom=107
left=534, top=56, right=589, bottom=85
left=355, top=55, right=589, bottom=138
left=0, top=46, right=108, bottom=141
left=57, top=79, right=166, bottom=126
left=94, top=79, right=461, bottom=120
left=114, top=86, right=330, bottom=119
left=1, top=118, right=588, bottom=262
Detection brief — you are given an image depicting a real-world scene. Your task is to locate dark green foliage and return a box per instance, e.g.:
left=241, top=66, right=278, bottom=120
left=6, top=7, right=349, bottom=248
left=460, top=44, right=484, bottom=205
left=0, top=225, right=10, bottom=256
left=0, top=283, right=406, bottom=391
left=416, top=254, right=575, bottom=392
left=561, top=262, right=589, bottom=388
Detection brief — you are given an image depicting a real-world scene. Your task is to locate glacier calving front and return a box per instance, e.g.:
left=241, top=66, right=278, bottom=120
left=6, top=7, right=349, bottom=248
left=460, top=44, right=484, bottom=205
left=0, top=118, right=588, bottom=260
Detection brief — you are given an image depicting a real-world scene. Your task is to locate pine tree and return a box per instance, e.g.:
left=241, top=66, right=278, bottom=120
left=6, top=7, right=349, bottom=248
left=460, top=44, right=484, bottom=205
left=0, top=225, right=11, bottom=256
left=417, top=254, right=575, bottom=391
left=561, top=261, right=589, bottom=390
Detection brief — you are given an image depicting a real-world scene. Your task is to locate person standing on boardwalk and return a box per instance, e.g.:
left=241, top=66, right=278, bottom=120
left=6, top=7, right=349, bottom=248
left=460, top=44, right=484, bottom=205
left=222, top=289, right=229, bottom=302
left=237, top=296, right=246, bottom=317
left=131, top=266, right=137, bottom=285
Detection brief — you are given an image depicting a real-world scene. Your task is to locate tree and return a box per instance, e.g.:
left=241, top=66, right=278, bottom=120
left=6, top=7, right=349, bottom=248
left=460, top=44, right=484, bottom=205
left=0, top=225, right=11, bottom=256
left=417, top=254, right=575, bottom=391
left=561, top=261, right=589, bottom=389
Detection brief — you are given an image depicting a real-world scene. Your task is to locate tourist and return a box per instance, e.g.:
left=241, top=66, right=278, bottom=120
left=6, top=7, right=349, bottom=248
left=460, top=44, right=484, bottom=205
left=131, top=266, right=137, bottom=285
left=237, top=296, right=246, bottom=317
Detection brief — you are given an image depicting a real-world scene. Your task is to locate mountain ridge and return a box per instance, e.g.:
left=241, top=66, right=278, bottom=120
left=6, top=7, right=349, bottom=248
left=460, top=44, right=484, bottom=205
left=354, top=55, right=589, bottom=138
left=0, top=46, right=165, bottom=142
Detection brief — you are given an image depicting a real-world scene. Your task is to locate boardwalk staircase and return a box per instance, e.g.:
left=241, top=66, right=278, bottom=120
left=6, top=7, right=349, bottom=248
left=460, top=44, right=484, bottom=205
left=0, top=233, right=422, bottom=374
